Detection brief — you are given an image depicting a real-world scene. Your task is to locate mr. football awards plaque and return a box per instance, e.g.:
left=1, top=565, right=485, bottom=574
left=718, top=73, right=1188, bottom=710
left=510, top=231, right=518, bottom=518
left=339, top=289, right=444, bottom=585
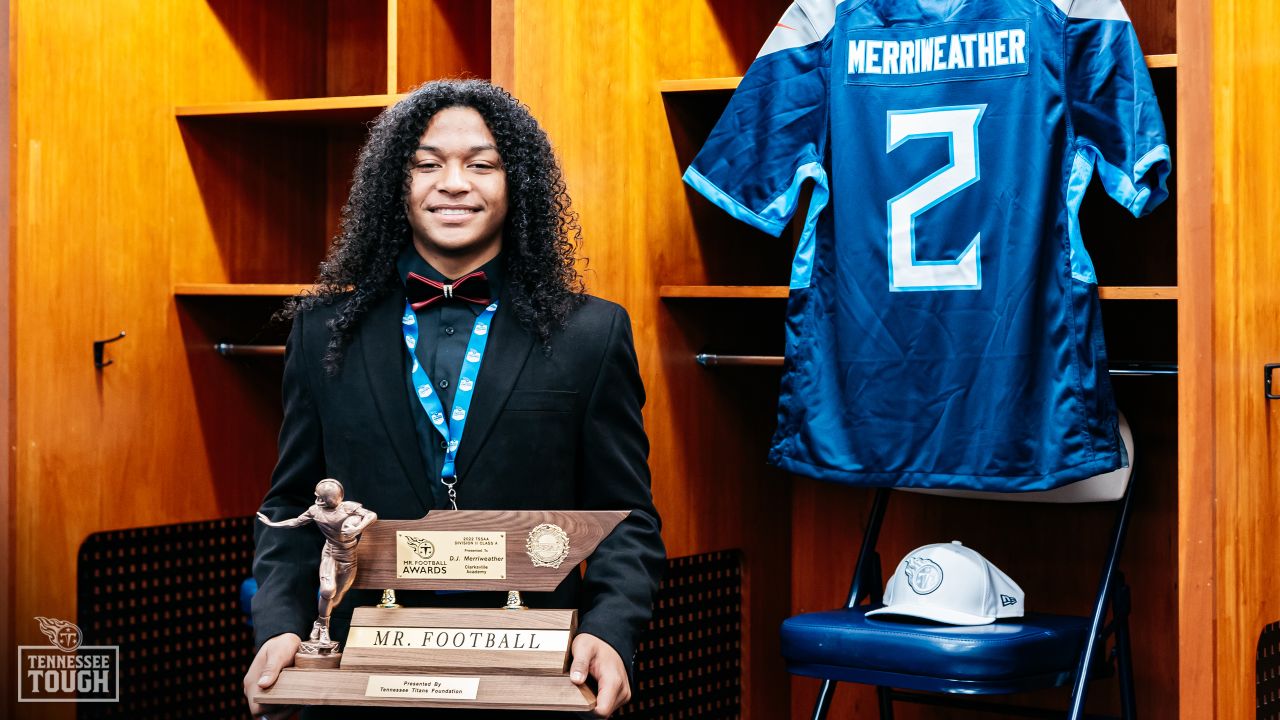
left=252, top=508, right=627, bottom=712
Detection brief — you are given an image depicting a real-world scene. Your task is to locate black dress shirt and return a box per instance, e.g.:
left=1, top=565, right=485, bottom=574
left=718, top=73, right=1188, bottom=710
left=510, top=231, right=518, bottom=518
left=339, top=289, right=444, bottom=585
left=396, top=246, right=505, bottom=508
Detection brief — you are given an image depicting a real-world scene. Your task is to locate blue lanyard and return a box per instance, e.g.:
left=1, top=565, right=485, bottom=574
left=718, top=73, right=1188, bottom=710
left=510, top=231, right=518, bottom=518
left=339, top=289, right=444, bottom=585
left=401, top=299, right=497, bottom=509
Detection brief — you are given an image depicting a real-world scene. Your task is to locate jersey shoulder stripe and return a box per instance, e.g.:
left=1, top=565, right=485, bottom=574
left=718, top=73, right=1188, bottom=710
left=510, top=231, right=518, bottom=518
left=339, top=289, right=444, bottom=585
left=757, top=0, right=843, bottom=57
left=1050, top=0, right=1132, bottom=21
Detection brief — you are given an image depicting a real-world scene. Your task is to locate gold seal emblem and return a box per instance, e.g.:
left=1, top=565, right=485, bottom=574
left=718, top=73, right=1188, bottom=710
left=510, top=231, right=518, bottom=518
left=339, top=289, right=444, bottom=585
left=525, top=523, right=570, bottom=568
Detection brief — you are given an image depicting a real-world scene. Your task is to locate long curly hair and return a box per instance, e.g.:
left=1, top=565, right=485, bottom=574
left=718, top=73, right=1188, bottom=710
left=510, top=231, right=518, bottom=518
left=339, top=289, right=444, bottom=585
left=283, top=79, right=585, bottom=373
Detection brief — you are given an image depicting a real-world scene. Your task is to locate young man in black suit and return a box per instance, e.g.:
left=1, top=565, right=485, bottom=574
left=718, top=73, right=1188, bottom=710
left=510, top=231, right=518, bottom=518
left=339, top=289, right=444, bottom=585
left=244, top=80, right=665, bottom=719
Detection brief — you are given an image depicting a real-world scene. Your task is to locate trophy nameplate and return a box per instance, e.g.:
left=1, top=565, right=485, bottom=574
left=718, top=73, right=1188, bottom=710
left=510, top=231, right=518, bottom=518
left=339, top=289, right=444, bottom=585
left=253, top=508, right=628, bottom=711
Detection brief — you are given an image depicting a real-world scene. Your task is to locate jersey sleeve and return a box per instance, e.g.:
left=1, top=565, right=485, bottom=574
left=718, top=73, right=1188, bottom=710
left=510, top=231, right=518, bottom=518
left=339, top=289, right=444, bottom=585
left=1064, top=1, right=1170, bottom=217
left=683, top=0, right=833, bottom=237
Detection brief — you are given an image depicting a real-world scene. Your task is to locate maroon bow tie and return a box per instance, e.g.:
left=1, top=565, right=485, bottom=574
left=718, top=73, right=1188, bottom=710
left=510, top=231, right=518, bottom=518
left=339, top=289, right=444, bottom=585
left=406, top=271, right=492, bottom=310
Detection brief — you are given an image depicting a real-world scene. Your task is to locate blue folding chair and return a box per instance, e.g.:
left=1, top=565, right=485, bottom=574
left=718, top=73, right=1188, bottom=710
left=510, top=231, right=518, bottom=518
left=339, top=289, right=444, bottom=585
left=782, top=417, right=1137, bottom=720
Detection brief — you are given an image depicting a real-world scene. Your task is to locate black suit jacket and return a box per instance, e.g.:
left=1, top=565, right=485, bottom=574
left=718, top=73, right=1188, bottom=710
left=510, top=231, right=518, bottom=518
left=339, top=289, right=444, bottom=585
left=252, top=289, right=665, bottom=670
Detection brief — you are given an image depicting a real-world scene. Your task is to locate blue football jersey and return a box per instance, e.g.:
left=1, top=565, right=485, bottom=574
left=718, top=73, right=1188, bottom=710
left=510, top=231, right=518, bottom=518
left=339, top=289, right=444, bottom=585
left=684, top=0, right=1170, bottom=491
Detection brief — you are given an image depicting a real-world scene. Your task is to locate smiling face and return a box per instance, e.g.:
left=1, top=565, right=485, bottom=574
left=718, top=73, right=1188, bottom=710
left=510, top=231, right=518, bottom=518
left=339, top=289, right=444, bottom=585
left=405, top=106, right=509, bottom=277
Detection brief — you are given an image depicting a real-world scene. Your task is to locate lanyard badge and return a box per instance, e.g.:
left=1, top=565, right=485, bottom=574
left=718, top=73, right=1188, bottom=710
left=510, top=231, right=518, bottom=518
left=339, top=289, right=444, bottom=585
left=401, top=299, right=498, bottom=509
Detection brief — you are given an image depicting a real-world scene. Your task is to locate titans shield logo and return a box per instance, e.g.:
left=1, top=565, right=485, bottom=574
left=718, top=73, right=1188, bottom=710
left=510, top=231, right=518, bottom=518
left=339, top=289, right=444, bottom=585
left=904, top=556, right=944, bottom=595
left=404, top=536, right=435, bottom=560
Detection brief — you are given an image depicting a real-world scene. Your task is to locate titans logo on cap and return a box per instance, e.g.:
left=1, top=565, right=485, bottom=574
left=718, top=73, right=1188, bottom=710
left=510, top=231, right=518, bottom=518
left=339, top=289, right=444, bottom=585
left=905, top=556, right=944, bottom=595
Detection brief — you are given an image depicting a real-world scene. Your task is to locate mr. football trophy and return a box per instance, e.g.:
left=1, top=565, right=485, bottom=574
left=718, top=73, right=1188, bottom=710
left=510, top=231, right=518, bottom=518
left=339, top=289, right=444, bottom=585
left=254, top=480, right=627, bottom=712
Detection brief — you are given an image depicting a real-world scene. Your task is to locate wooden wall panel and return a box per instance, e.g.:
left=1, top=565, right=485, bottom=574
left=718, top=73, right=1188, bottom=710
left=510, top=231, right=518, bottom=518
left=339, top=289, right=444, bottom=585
left=176, top=121, right=328, bottom=284
left=1126, top=0, right=1177, bottom=55
left=396, top=0, right=491, bottom=90
left=327, top=0, right=388, bottom=97
left=198, top=0, right=327, bottom=101
left=325, top=126, right=367, bottom=246
left=9, top=3, right=298, bottom=717
left=501, top=2, right=789, bottom=717
left=1209, top=0, right=1280, bottom=717
left=1176, top=0, right=1215, bottom=716
left=0, top=0, right=12, bottom=714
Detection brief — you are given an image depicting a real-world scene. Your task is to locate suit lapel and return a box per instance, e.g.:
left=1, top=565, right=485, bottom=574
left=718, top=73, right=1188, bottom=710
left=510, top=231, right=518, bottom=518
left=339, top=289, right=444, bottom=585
left=360, top=290, right=433, bottom=510
left=454, top=298, right=534, bottom=481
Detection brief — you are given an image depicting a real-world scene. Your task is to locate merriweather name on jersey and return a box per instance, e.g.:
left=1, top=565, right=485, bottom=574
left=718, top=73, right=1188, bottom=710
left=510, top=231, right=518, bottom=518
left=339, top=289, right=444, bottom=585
left=847, top=22, right=1029, bottom=83
left=685, top=0, right=1170, bottom=492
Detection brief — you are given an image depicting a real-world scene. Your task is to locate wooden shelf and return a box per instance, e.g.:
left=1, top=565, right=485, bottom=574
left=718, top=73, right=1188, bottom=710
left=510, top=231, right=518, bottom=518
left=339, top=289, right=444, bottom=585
left=1097, top=286, right=1178, bottom=300
left=174, top=283, right=310, bottom=297
left=659, top=77, right=742, bottom=93
left=175, top=94, right=406, bottom=123
left=661, top=285, right=1177, bottom=300
left=660, top=54, right=1178, bottom=93
left=659, top=285, right=788, bottom=299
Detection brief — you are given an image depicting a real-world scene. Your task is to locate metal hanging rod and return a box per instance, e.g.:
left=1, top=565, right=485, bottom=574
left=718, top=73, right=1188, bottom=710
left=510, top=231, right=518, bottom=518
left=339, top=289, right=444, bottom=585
left=1107, top=361, right=1178, bottom=376
left=696, top=351, right=783, bottom=363
left=695, top=354, right=1178, bottom=375
left=215, top=343, right=285, bottom=357
left=695, top=354, right=783, bottom=367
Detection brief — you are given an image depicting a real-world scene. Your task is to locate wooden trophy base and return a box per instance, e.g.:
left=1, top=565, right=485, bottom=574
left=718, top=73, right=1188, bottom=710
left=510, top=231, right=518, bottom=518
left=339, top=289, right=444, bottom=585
left=253, top=606, right=595, bottom=711
left=254, top=669, right=596, bottom=711
left=293, top=653, right=342, bottom=669
left=293, top=640, right=342, bottom=669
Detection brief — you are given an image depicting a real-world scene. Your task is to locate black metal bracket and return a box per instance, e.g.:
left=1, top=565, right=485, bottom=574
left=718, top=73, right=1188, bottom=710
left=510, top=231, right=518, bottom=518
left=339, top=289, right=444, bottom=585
left=1267, top=363, right=1280, bottom=400
left=93, top=331, right=126, bottom=369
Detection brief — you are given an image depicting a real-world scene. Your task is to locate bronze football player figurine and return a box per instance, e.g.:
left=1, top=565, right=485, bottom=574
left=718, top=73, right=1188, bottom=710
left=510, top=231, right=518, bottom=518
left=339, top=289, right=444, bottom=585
left=256, top=479, right=377, bottom=660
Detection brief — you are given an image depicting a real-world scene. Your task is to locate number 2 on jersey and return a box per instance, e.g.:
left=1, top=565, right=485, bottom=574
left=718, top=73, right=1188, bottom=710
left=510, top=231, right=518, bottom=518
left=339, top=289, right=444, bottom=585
left=886, top=105, right=986, bottom=291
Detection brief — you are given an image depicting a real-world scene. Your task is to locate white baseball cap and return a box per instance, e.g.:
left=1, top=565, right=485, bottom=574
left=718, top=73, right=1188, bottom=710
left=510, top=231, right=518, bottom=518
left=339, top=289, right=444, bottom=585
left=865, top=541, right=1024, bottom=625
